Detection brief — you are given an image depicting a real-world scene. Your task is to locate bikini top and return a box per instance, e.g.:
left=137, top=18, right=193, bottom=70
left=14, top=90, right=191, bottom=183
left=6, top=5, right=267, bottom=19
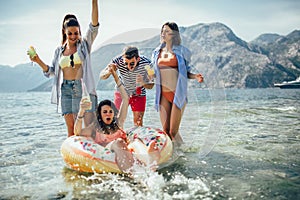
left=157, top=51, right=178, bottom=68
left=59, top=52, right=82, bottom=69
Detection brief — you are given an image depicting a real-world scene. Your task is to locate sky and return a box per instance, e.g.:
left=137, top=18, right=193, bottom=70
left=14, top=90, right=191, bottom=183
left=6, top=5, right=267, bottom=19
left=0, top=0, right=299, bottom=67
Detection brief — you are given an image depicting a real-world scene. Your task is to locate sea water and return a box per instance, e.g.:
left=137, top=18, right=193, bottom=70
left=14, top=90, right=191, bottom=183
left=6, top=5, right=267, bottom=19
left=0, top=88, right=299, bottom=199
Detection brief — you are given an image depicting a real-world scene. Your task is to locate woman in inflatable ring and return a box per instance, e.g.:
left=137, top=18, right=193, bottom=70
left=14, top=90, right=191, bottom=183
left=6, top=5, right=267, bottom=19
left=73, top=66, right=160, bottom=172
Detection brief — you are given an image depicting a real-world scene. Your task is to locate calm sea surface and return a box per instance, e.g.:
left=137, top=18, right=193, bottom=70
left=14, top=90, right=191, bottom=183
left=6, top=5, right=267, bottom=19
left=0, top=88, right=299, bottom=200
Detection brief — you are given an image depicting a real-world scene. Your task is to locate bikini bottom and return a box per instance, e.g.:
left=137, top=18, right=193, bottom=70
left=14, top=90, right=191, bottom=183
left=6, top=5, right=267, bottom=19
left=162, top=91, right=175, bottom=103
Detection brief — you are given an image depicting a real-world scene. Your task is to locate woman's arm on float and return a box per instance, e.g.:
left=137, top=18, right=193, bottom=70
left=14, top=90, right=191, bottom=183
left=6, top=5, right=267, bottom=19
left=110, top=65, right=129, bottom=129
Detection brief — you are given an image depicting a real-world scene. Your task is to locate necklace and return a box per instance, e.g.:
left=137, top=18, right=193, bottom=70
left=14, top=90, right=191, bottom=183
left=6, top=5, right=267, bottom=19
left=162, top=48, right=172, bottom=58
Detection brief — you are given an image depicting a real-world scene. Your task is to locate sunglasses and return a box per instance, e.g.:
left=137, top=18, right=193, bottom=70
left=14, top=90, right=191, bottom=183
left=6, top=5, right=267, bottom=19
left=70, top=54, right=74, bottom=68
left=103, top=110, right=114, bottom=114
left=124, top=62, right=135, bottom=67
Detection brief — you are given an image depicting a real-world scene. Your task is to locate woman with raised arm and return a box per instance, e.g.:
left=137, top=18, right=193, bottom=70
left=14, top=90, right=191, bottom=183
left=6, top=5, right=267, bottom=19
left=28, top=0, right=100, bottom=137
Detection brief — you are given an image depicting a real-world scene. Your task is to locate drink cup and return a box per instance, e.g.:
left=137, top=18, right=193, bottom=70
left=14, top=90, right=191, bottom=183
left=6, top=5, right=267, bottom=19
left=136, top=86, right=142, bottom=95
left=83, top=95, right=92, bottom=110
left=145, top=65, right=154, bottom=76
left=28, top=46, right=37, bottom=58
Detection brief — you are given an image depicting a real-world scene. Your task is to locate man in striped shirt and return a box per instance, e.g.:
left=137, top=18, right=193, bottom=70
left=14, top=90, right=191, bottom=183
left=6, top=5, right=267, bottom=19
left=100, top=46, right=154, bottom=127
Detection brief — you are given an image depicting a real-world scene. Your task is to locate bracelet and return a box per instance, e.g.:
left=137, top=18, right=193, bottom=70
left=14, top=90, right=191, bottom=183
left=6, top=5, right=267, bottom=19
left=77, top=115, right=84, bottom=119
left=117, top=82, right=122, bottom=88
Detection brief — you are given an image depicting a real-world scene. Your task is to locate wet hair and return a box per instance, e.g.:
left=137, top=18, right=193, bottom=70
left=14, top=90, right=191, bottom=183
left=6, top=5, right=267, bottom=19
left=96, top=99, right=120, bottom=134
left=61, top=14, right=81, bottom=45
left=122, top=46, right=139, bottom=59
left=161, top=22, right=181, bottom=45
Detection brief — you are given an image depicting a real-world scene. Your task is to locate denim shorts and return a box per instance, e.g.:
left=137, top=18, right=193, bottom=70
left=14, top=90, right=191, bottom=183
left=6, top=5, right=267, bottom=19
left=61, top=79, right=97, bottom=115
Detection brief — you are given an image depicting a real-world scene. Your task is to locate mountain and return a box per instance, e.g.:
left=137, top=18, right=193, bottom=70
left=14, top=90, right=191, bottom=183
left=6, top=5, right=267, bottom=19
left=1, top=22, right=299, bottom=92
left=249, top=30, right=300, bottom=82
left=162, top=23, right=298, bottom=88
left=250, top=33, right=282, bottom=46
left=28, top=79, right=52, bottom=92
left=0, top=63, right=49, bottom=92
left=180, top=22, right=272, bottom=88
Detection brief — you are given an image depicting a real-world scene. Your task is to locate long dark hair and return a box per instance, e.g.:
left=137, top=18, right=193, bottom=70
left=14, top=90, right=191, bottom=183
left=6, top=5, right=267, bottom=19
left=161, top=22, right=181, bottom=45
left=61, top=14, right=81, bottom=45
left=96, top=99, right=120, bottom=134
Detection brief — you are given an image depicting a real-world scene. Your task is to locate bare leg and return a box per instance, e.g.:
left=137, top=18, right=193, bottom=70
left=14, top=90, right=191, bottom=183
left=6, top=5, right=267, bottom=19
left=159, top=95, right=185, bottom=146
left=169, top=103, right=185, bottom=146
left=133, top=111, right=144, bottom=126
left=147, top=140, right=161, bottom=169
left=110, top=138, right=134, bottom=172
left=64, top=113, right=76, bottom=137
left=129, top=139, right=161, bottom=170
left=159, top=95, right=172, bottom=138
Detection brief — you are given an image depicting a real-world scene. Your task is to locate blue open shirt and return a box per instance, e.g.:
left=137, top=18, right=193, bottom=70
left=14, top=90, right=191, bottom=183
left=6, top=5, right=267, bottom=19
left=152, top=43, right=192, bottom=111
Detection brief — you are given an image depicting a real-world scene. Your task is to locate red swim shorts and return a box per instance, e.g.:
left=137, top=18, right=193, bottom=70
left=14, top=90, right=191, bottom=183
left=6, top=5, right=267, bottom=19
left=114, top=91, right=146, bottom=112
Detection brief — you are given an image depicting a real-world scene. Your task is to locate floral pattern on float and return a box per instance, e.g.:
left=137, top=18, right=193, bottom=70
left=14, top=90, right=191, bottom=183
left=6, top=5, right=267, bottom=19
left=126, top=126, right=167, bottom=151
left=72, top=137, right=115, bottom=162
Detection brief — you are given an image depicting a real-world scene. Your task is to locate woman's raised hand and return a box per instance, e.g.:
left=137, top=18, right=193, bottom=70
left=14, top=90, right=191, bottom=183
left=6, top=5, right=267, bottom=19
left=27, top=46, right=39, bottom=63
left=79, top=97, right=92, bottom=111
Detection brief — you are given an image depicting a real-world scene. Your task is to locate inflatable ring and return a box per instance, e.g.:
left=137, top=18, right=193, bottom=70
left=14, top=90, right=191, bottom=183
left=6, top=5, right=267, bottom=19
left=61, top=126, right=173, bottom=174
